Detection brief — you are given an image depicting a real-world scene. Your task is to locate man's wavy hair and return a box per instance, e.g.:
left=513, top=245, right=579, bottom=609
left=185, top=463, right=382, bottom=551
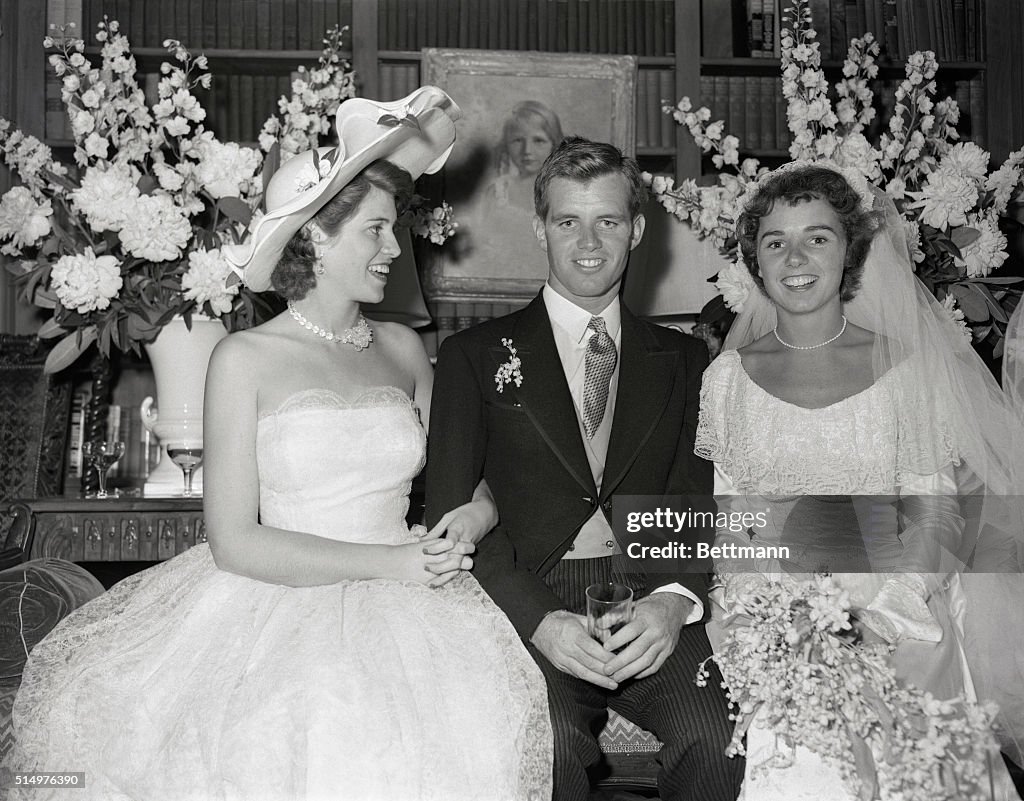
left=533, top=135, right=648, bottom=221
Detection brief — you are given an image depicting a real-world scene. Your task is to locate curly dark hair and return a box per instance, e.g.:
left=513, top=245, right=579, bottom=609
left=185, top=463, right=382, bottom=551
left=272, top=159, right=414, bottom=301
left=533, top=135, right=648, bottom=221
left=736, top=165, right=882, bottom=303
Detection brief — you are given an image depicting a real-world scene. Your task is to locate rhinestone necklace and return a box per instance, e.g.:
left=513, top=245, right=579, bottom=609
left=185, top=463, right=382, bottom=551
left=287, top=301, right=373, bottom=351
left=773, top=315, right=847, bottom=350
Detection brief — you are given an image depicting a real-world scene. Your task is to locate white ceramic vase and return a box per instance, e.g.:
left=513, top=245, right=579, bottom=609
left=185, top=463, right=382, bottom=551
left=140, top=315, right=227, bottom=497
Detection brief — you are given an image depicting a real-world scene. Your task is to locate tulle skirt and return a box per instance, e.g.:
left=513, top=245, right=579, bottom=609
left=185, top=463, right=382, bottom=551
left=7, top=545, right=552, bottom=801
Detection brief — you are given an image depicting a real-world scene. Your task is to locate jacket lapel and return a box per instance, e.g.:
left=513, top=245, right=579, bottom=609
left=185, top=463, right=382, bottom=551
left=601, top=306, right=677, bottom=499
left=496, top=295, right=596, bottom=497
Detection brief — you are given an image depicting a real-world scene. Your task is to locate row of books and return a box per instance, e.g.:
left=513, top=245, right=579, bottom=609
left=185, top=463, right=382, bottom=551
left=698, top=75, right=790, bottom=154
left=378, top=0, right=677, bottom=55
left=429, top=301, right=529, bottom=355
left=69, top=0, right=679, bottom=56
left=78, top=0, right=355, bottom=51
left=637, top=69, right=679, bottom=151
left=809, top=0, right=986, bottom=63
left=703, top=0, right=987, bottom=64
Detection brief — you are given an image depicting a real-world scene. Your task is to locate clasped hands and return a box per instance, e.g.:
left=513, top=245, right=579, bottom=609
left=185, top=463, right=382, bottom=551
left=396, top=495, right=499, bottom=588
left=531, top=593, right=693, bottom=689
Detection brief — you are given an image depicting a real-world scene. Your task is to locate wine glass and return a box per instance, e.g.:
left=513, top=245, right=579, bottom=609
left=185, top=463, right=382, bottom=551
left=168, top=444, right=204, bottom=497
left=82, top=440, right=126, bottom=499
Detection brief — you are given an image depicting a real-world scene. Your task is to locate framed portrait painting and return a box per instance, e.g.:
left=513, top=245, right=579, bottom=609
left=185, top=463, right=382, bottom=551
left=420, top=49, right=637, bottom=302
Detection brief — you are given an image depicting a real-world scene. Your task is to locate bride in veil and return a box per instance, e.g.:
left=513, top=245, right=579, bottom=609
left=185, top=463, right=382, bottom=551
left=696, top=160, right=1024, bottom=799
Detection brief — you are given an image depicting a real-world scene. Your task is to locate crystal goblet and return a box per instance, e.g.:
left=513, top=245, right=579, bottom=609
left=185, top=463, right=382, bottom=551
left=82, top=440, right=126, bottom=499
left=168, top=445, right=204, bottom=498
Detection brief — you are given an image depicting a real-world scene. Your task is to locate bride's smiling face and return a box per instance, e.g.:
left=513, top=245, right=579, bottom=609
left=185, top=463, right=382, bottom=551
left=756, top=197, right=848, bottom=316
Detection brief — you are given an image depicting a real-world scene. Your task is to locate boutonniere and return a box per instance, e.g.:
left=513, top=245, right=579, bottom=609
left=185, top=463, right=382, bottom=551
left=494, top=338, right=523, bottom=393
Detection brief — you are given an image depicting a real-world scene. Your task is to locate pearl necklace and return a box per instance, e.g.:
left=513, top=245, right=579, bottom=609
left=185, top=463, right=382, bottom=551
left=774, top=315, right=847, bottom=350
left=287, top=302, right=373, bottom=351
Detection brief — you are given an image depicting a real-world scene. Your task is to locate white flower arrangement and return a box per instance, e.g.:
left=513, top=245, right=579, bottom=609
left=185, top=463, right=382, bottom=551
left=646, top=0, right=1024, bottom=358
left=698, top=573, right=1000, bottom=800
left=1, top=19, right=266, bottom=370
left=1, top=19, right=458, bottom=372
left=494, top=338, right=524, bottom=393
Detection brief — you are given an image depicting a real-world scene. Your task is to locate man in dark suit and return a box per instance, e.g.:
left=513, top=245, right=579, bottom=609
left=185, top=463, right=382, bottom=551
left=426, top=136, right=741, bottom=801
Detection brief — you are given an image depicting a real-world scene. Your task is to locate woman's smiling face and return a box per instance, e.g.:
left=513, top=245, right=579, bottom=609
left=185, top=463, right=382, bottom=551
left=756, top=196, right=848, bottom=316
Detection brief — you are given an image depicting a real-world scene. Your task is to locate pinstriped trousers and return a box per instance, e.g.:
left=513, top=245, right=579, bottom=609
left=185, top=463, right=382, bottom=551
left=535, top=557, right=743, bottom=801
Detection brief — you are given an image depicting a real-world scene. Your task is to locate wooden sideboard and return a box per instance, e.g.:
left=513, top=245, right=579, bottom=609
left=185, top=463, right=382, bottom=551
left=12, top=498, right=205, bottom=562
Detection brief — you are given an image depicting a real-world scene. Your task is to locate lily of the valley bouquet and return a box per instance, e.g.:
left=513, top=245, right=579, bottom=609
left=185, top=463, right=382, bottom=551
left=1, top=20, right=457, bottom=373
left=698, top=574, right=999, bottom=800
left=646, top=0, right=1024, bottom=357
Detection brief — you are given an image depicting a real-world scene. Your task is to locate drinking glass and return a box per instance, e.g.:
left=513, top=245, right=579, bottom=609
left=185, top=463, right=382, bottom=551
left=82, top=440, right=126, bottom=499
left=167, top=445, right=204, bottom=497
left=585, top=582, right=635, bottom=646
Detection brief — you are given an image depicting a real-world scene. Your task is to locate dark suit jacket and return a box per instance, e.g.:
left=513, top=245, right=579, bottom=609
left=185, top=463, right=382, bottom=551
left=426, top=292, right=713, bottom=639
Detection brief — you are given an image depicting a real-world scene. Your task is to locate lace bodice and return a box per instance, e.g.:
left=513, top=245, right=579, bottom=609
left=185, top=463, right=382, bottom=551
left=256, top=386, right=425, bottom=545
left=695, top=350, right=954, bottom=494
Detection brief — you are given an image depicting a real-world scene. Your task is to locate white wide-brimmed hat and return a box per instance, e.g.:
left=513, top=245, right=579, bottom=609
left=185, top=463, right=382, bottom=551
left=223, top=86, right=461, bottom=292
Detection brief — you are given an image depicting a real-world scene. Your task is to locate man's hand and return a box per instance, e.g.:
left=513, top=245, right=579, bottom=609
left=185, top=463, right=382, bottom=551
left=427, top=497, right=497, bottom=546
left=530, top=610, right=618, bottom=690
left=601, top=593, right=692, bottom=683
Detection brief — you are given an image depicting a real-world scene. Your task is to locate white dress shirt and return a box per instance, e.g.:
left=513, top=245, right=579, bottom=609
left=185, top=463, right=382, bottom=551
left=542, top=285, right=703, bottom=625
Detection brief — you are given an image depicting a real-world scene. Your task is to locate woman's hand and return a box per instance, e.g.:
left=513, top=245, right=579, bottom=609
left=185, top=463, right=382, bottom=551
left=389, top=535, right=474, bottom=587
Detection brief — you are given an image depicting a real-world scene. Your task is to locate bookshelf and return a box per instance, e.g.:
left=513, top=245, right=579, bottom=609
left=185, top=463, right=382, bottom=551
left=13, top=1, right=1019, bottom=193
left=689, top=0, right=1023, bottom=179
left=2, top=0, right=1022, bottom=346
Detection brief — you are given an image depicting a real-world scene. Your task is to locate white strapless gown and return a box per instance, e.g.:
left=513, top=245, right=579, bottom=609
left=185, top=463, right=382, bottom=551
left=8, top=387, right=552, bottom=801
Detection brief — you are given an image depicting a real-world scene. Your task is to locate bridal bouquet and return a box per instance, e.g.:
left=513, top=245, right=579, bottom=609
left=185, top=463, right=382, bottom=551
left=697, top=573, right=999, bottom=800
left=646, top=0, right=1023, bottom=358
left=1, top=19, right=457, bottom=373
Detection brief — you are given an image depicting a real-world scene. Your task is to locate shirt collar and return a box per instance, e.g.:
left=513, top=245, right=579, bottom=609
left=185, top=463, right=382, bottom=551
left=543, top=284, right=621, bottom=344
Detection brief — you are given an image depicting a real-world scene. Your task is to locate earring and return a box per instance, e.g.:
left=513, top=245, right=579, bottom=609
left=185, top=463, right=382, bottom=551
left=315, top=259, right=326, bottom=276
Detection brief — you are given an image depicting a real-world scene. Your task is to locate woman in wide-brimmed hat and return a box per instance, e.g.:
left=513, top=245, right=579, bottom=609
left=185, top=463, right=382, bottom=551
left=9, top=87, right=553, bottom=801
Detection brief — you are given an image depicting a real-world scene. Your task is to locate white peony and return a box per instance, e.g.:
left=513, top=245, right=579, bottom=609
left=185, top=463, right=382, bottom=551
left=940, top=142, right=990, bottom=183
left=181, top=248, right=238, bottom=315
left=956, top=214, right=1008, bottom=278
left=193, top=139, right=261, bottom=199
left=50, top=248, right=122, bottom=313
left=716, top=260, right=757, bottom=313
left=118, top=193, right=192, bottom=262
left=71, top=162, right=140, bottom=232
left=0, top=187, right=52, bottom=254
left=907, top=168, right=978, bottom=229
